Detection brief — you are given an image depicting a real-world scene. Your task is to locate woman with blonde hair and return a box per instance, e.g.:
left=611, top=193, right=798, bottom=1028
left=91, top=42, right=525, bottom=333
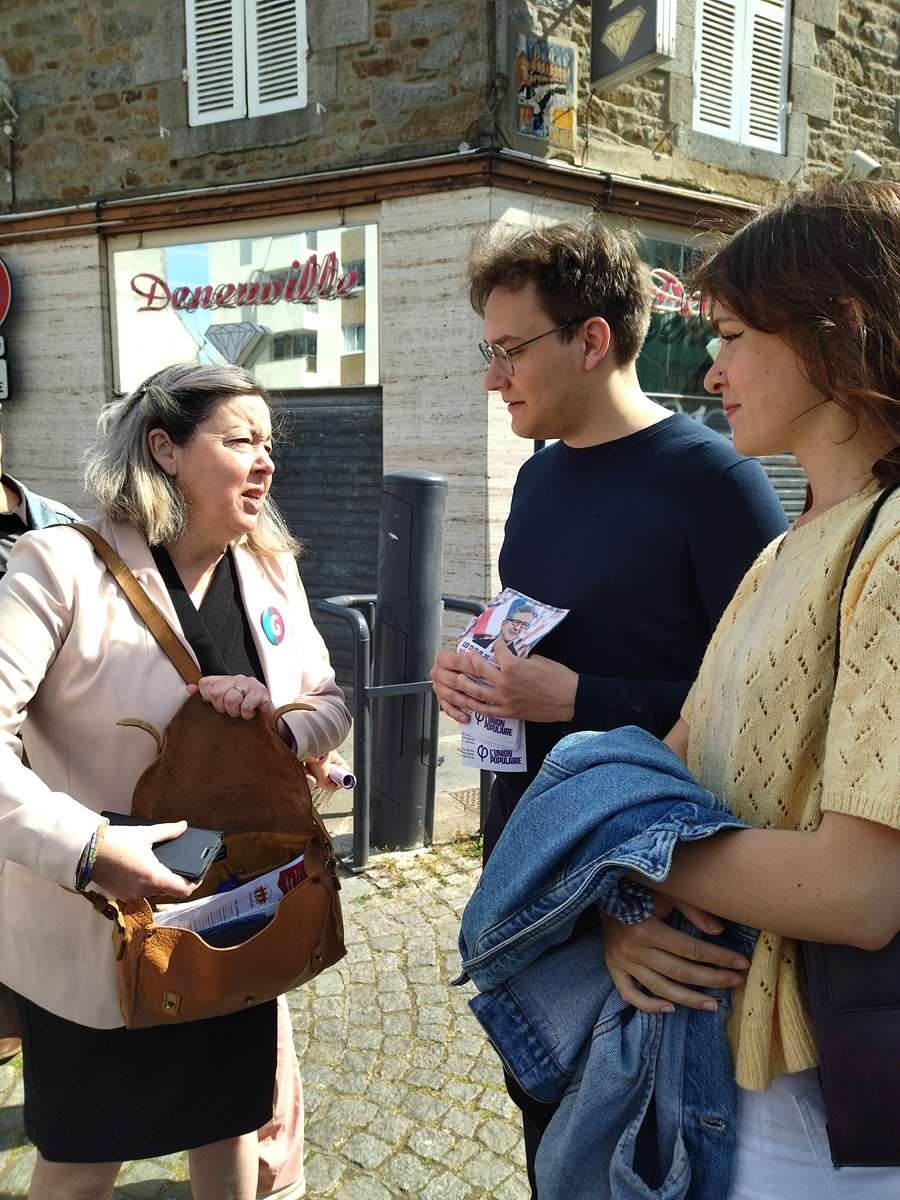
left=0, top=363, right=350, bottom=1200
left=602, top=180, right=900, bottom=1197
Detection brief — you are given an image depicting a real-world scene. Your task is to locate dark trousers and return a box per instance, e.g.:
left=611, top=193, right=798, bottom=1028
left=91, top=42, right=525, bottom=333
left=505, top=1070, right=559, bottom=1198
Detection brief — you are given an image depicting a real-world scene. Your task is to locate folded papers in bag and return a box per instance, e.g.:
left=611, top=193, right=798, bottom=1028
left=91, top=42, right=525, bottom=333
left=154, top=853, right=306, bottom=937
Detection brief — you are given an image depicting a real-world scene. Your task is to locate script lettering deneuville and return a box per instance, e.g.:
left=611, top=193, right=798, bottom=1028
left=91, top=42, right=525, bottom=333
left=130, top=249, right=360, bottom=313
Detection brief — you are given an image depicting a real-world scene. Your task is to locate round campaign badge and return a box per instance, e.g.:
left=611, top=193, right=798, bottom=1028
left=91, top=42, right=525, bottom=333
left=261, top=607, right=285, bottom=645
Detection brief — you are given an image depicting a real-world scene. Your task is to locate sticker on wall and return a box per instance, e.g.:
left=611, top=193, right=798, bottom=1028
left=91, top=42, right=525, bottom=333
left=513, top=33, right=577, bottom=155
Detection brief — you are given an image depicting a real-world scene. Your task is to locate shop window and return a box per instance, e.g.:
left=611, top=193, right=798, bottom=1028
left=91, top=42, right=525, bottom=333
left=693, top=0, right=790, bottom=154
left=185, top=0, right=307, bottom=127
left=343, top=324, right=365, bottom=354
left=343, top=259, right=366, bottom=289
left=269, top=329, right=317, bottom=365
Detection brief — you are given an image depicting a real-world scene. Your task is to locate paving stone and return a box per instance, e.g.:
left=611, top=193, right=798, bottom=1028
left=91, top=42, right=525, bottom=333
left=478, top=1085, right=517, bottom=1116
left=303, top=1150, right=347, bottom=1192
left=465, top=1148, right=516, bottom=1188
left=405, top=1092, right=451, bottom=1124
left=408, top=1125, right=457, bottom=1162
left=334, top=1176, right=395, bottom=1200
left=343, top=1132, right=392, bottom=1169
left=443, top=1106, right=483, bottom=1139
left=478, top=1116, right=521, bottom=1155
left=421, top=1171, right=473, bottom=1199
left=328, top=1097, right=379, bottom=1129
left=381, top=1149, right=433, bottom=1193
left=494, top=1174, right=533, bottom=1200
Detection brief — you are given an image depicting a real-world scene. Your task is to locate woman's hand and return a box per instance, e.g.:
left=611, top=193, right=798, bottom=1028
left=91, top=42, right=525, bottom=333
left=188, top=675, right=275, bottom=723
left=303, top=750, right=351, bottom=791
left=601, top=895, right=751, bottom=1014
left=91, top=820, right=198, bottom=902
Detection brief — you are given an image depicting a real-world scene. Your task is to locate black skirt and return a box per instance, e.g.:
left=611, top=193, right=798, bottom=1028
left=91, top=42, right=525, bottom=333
left=15, top=994, right=276, bottom=1162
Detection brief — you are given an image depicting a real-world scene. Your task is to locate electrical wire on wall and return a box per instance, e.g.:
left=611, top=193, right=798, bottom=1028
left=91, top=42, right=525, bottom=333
left=0, top=83, right=18, bottom=212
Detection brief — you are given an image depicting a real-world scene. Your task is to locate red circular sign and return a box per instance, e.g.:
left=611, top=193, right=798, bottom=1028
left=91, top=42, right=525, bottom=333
left=0, top=256, right=10, bottom=328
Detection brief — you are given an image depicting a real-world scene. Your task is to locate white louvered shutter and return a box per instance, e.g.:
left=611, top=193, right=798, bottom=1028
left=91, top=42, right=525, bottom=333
left=742, top=0, right=790, bottom=152
left=185, top=0, right=247, bottom=126
left=246, top=0, right=307, bottom=117
left=693, top=0, right=740, bottom=142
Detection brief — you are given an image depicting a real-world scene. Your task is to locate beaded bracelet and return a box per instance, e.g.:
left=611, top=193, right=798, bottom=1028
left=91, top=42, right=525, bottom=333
left=75, top=819, right=109, bottom=892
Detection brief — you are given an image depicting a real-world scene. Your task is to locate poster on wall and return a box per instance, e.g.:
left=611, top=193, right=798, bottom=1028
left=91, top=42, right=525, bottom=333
left=590, top=0, right=676, bottom=93
left=513, top=33, right=577, bottom=154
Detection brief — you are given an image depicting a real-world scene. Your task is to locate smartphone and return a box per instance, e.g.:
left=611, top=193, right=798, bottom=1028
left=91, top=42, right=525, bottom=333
left=100, top=812, right=225, bottom=882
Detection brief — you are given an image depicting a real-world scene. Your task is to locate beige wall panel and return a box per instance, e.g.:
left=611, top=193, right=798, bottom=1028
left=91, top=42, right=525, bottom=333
left=1, top=236, right=108, bottom=513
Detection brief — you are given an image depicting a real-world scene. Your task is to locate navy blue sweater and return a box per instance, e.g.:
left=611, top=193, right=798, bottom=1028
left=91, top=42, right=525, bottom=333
left=487, top=413, right=787, bottom=850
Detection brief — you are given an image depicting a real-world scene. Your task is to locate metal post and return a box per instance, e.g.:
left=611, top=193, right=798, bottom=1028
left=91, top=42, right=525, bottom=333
left=314, top=598, right=373, bottom=871
left=370, top=471, right=448, bottom=850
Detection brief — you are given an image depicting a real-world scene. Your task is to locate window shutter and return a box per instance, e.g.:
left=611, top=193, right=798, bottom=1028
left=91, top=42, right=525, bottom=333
left=742, top=0, right=790, bottom=152
left=185, top=0, right=247, bottom=126
left=246, top=0, right=308, bottom=117
left=693, top=0, right=740, bottom=141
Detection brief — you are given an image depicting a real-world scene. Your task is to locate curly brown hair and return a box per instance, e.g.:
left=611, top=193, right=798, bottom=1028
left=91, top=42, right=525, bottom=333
left=467, top=220, right=652, bottom=366
left=692, top=180, right=900, bottom=484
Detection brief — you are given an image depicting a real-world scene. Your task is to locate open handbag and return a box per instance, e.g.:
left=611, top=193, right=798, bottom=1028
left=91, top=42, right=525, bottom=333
left=72, top=524, right=346, bottom=1029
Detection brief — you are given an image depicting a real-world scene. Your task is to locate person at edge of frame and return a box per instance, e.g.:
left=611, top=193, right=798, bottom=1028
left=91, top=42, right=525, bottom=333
left=602, top=179, right=900, bottom=1198
left=430, top=219, right=788, bottom=1196
left=0, top=412, right=80, bottom=1066
left=0, top=366, right=350, bottom=1200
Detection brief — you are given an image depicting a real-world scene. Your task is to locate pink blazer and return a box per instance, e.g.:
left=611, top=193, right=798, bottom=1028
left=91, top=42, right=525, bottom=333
left=0, top=518, right=351, bottom=1027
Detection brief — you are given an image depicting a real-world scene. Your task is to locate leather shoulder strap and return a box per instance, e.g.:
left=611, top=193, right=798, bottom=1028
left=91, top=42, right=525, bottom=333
left=70, top=524, right=200, bottom=686
left=833, top=481, right=900, bottom=678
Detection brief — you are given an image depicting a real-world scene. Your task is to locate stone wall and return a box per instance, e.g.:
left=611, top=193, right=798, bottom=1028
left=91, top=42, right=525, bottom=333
left=0, top=0, right=491, bottom=209
left=808, top=0, right=900, bottom=180
left=501, top=1, right=896, bottom=202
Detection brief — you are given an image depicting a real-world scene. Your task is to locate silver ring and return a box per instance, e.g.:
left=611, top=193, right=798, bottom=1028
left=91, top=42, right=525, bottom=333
left=230, top=684, right=248, bottom=698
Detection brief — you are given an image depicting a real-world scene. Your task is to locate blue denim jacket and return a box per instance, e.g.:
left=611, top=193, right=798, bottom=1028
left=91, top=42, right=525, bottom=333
left=7, top=475, right=80, bottom=530
left=456, top=726, right=757, bottom=1200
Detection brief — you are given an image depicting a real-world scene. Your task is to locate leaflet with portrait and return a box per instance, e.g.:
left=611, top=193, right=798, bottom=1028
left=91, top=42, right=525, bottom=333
left=456, top=588, right=569, bottom=772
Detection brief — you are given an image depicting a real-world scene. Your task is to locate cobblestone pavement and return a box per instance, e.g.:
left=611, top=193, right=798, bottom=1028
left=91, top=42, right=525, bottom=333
left=0, top=841, right=529, bottom=1200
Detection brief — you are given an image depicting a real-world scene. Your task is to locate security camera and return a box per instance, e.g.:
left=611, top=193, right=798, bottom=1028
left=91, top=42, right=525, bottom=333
left=843, top=150, right=881, bottom=180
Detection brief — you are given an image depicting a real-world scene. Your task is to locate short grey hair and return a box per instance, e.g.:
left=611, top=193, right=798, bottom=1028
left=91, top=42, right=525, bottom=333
left=84, top=362, right=299, bottom=557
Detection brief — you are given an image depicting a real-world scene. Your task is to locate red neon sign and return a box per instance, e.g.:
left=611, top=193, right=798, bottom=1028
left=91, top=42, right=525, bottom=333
left=0, top=256, right=11, bottom=328
left=131, top=251, right=359, bottom=313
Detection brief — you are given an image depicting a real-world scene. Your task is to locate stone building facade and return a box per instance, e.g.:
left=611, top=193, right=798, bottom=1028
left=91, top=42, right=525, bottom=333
left=0, top=0, right=896, bottom=643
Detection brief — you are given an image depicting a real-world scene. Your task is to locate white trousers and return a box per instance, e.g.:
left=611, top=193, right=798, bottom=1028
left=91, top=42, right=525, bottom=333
left=729, top=1068, right=900, bottom=1199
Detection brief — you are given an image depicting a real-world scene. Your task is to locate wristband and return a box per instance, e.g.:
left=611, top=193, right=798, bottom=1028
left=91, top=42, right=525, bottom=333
left=75, top=818, right=109, bottom=892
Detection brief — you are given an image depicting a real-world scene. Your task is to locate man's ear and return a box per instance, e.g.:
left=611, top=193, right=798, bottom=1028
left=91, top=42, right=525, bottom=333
left=581, top=316, right=612, bottom=371
left=147, top=427, right=178, bottom=477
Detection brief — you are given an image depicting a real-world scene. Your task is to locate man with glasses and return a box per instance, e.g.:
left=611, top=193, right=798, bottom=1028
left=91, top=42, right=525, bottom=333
left=431, top=220, right=786, bottom=1195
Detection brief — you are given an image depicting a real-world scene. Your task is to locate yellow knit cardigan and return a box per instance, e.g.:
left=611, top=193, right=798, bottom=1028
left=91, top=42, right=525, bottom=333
left=683, top=482, right=900, bottom=1091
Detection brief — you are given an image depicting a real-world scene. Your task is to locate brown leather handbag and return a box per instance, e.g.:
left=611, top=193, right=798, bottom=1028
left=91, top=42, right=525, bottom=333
left=73, top=526, right=346, bottom=1029
left=801, top=482, right=900, bottom=1167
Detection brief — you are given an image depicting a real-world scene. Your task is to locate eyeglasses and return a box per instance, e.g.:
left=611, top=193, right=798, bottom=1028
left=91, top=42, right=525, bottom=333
left=478, top=320, right=584, bottom=376
left=501, top=616, right=532, bottom=632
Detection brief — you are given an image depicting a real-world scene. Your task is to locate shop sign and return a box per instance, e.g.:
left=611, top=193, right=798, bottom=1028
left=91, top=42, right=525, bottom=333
left=590, top=0, right=676, bottom=93
left=0, top=256, right=11, bottom=401
left=131, top=250, right=359, bottom=313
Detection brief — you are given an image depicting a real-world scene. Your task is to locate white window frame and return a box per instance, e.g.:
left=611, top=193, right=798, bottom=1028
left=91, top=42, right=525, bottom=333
left=693, top=0, right=791, bottom=154
left=186, top=0, right=307, bottom=127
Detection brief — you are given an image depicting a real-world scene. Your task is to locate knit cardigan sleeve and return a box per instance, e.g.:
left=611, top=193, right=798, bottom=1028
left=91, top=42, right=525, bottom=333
left=821, top=528, right=900, bottom=829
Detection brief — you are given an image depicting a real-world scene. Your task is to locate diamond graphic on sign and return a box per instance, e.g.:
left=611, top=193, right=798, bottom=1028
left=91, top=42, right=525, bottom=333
left=601, top=7, right=646, bottom=60
left=204, top=322, right=270, bottom=365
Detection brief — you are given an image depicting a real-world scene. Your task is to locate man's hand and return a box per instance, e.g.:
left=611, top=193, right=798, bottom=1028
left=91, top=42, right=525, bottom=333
left=431, top=639, right=578, bottom=724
